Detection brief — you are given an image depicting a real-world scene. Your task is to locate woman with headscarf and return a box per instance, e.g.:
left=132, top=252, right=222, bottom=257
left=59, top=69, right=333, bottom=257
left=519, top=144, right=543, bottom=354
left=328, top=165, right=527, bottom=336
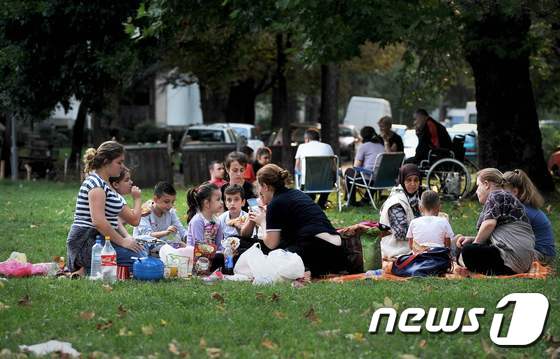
left=379, top=164, right=422, bottom=258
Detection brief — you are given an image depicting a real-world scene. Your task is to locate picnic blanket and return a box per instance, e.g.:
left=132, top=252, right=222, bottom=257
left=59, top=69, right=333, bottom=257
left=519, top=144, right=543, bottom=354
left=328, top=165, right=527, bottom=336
left=324, top=260, right=554, bottom=283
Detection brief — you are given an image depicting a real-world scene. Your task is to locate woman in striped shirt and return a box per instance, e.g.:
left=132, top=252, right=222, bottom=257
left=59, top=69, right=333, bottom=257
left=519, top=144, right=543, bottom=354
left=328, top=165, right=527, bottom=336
left=66, top=141, right=144, bottom=276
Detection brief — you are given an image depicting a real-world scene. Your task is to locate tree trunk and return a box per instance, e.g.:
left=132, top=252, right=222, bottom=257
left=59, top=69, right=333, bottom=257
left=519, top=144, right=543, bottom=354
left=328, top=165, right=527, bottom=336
left=199, top=84, right=227, bottom=124
left=464, top=8, right=553, bottom=191
left=320, top=63, right=340, bottom=156
left=225, top=79, right=257, bottom=124
left=1, top=115, right=11, bottom=178
left=68, top=101, right=88, bottom=170
left=271, top=33, right=292, bottom=170
left=305, top=95, right=320, bottom=123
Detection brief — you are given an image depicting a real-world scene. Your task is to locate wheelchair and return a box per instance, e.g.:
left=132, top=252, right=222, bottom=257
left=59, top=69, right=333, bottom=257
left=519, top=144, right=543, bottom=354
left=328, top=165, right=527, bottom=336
left=418, top=135, right=477, bottom=200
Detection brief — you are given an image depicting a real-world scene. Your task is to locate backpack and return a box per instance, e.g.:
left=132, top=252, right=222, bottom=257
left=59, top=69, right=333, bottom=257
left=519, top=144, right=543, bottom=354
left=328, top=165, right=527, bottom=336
left=391, top=247, right=452, bottom=277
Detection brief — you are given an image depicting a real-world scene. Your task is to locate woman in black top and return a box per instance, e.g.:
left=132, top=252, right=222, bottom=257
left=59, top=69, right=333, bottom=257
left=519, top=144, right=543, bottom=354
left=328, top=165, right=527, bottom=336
left=248, top=164, right=348, bottom=277
left=378, top=116, right=404, bottom=152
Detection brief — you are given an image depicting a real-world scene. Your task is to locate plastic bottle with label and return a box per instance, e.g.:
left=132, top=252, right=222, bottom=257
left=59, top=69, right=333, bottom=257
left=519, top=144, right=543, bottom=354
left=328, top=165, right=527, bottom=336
left=89, top=235, right=103, bottom=280
left=100, top=236, right=117, bottom=283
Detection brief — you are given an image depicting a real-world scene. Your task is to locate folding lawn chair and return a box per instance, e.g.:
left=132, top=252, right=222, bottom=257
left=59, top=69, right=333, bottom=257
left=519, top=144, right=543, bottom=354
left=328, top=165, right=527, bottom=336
left=295, top=155, right=342, bottom=212
left=345, top=152, right=405, bottom=209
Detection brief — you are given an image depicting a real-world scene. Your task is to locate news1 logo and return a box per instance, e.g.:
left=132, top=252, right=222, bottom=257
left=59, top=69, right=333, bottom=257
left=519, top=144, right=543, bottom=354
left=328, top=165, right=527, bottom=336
left=368, top=293, right=549, bottom=346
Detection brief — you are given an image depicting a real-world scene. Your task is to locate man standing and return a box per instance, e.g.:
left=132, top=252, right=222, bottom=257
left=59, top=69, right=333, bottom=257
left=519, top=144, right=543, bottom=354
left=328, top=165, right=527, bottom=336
left=408, top=109, right=452, bottom=164
left=295, top=128, right=334, bottom=209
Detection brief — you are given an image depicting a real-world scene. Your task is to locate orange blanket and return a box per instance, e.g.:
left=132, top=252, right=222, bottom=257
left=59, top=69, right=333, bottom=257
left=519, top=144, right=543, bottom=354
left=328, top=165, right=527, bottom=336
left=325, top=260, right=554, bottom=283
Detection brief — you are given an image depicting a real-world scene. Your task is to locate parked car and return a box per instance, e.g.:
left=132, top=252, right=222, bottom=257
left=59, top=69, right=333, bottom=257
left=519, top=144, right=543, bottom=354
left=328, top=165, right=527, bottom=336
left=211, top=123, right=265, bottom=152
left=267, top=123, right=359, bottom=160
left=180, top=124, right=238, bottom=147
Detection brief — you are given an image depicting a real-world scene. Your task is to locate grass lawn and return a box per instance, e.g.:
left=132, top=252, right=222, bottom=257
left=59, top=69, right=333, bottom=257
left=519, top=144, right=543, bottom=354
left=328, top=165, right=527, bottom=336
left=0, top=180, right=558, bottom=358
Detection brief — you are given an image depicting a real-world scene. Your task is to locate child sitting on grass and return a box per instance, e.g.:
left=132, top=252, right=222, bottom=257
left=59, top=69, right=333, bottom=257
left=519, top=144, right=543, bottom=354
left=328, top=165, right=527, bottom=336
left=108, top=166, right=143, bottom=241
left=406, top=190, right=454, bottom=253
left=218, top=184, right=248, bottom=239
left=186, top=182, right=224, bottom=249
left=221, top=152, right=257, bottom=212
left=133, top=181, right=187, bottom=246
left=208, top=161, right=227, bottom=189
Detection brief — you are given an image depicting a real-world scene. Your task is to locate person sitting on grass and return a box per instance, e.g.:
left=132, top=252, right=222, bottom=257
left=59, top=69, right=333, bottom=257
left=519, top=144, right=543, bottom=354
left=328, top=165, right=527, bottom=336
left=455, top=168, right=536, bottom=275
left=108, top=166, right=142, bottom=240
left=252, top=147, right=272, bottom=175
left=133, top=182, right=187, bottom=253
left=186, top=182, right=225, bottom=270
left=187, top=182, right=224, bottom=247
left=406, top=190, right=453, bottom=253
left=218, top=184, right=248, bottom=240
left=248, top=164, right=348, bottom=277
left=66, top=141, right=144, bottom=277
left=379, top=164, right=423, bottom=259
left=208, top=161, right=227, bottom=189
left=221, top=152, right=257, bottom=213
left=503, top=169, right=556, bottom=265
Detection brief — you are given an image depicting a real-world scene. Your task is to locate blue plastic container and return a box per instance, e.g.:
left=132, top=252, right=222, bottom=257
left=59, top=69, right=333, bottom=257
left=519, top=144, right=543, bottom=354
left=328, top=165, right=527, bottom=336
left=132, top=257, right=164, bottom=281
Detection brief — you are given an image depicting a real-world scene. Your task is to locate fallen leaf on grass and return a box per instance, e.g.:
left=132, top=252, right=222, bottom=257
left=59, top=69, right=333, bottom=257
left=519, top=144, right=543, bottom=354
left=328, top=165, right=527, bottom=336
left=118, top=327, right=133, bottom=337
left=338, top=308, right=350, bottom=314
left=255, top=292, right=265, bottom=301
left=546, top=347, right=560, bottom=358
left=318, top=329, right=341, bottom=338
left=79, top=311, right=95, bottom=320
left=261, top=339, right=278, bottom=350
left=102, top=284, right=113, bottom=293
left=18, top=295, right=31, bottom=306
left=270, top=293, right=280, bottom=302
left=418, top=339, right=427, bottom=349
left=56, top=209, right=64, bottom=216
left=345, top=332, right=365, bottom=342
left=0, top=302, right=10, bottom=310
left=206, top=348, right=222, bottom=358
left=399, top=355, right=419, bottom=359
left=199, top=337, right=207, bottom=349
left=383, top=297, right=398, bottom=309
left=168, top=340, right=189, bottom=357
left=160, top=319, right=168, bottom=327
left=30, top=224, right=38, bottom=228
left=211, top=292, right=224, bottom=304
left=117, top=305, right=127, bottom=318
left=141, top=325, right=154, bottom=336
left=304, top=307, right=320, bottom=323
left=273, top=311, right=286, bottom=319
left=95, top=320, right=113, bottom=331
left=88, top=351, right=109, bottom=358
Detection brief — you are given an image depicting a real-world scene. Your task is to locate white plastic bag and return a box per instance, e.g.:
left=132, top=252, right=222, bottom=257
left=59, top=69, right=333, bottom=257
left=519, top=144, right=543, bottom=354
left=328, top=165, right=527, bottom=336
left=267, top=249, right=305, bottom=282
left=234, top=243, right=305, bottom=284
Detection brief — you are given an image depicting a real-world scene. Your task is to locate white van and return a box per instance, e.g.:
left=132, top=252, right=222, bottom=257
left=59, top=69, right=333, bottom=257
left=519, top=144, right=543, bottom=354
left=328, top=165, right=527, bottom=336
left=343, top=97, right=392, bottom=133
left=465, top=101, right=477, bottom=124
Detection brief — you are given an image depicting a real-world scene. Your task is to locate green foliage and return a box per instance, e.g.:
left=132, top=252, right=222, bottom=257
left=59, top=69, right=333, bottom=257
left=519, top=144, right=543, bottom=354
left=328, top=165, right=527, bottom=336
left=0, top=0, right=150, bottom=118
left=541, top=126, right=560, bottom=158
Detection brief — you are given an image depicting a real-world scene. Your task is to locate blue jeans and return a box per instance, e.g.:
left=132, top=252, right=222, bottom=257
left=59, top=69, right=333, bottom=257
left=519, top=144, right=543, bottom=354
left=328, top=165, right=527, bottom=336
left=102, top=240, right=147, bottom=270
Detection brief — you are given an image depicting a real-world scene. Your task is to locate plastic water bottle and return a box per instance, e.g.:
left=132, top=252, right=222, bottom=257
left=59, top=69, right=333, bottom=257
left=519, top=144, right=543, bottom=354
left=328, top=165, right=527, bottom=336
left=365, top=269, right=384, bottom=279
left=223, top=247, right=234, bottom=275
left=89, top=235, right=103, bottom=280
left=100, top=236, right=117, bottom=283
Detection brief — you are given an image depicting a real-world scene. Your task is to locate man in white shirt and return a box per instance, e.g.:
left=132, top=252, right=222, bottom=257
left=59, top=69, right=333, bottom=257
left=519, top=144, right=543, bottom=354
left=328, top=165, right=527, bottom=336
left=294, top=128, right=334, bottom=209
